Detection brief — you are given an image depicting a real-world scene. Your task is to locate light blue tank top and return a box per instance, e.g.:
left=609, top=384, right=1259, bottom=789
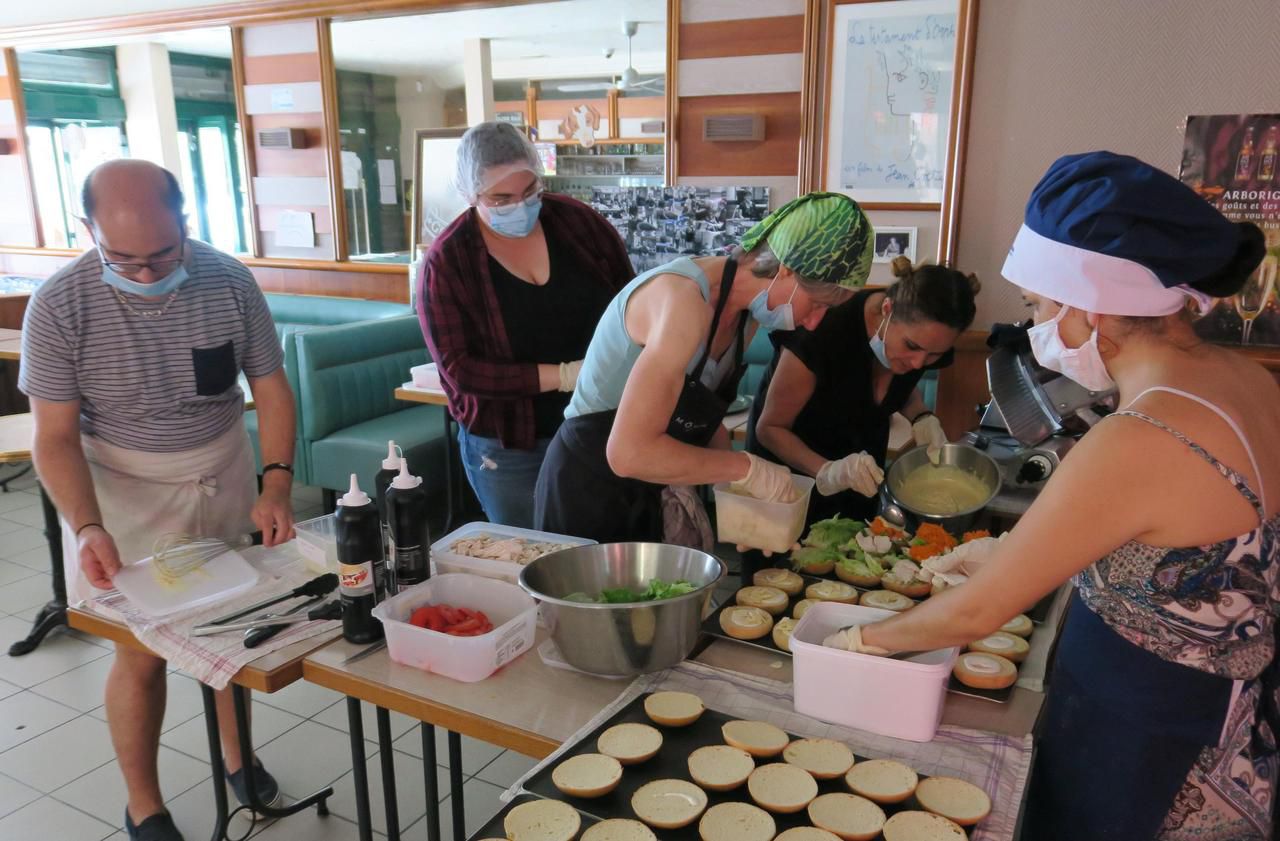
left=567, top=256, right=716, bottom=419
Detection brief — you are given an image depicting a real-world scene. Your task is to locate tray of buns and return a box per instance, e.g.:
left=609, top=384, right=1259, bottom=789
left=520, top=691, right=992, bottom=840
left=467, top=793, right=598, bottom=841
left=702, top=572, right=1028, bottom=704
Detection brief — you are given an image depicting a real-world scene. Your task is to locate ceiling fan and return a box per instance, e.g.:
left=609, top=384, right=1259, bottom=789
left=556, top=20, right=664, bottom=93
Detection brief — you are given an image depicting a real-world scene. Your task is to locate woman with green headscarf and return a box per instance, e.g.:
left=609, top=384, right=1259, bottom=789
left=534, top=192, right=875, bottom=546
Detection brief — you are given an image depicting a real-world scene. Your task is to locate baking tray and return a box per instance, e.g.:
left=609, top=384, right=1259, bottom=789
left=703, top=580, right=1016, bottom=704
left=523, top=692, right=977, bottom=839
left=467, top=793, right=598, bottom=841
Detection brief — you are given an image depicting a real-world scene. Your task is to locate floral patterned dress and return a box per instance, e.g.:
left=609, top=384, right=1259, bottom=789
left=1057, top=390, right=1280, bottom=840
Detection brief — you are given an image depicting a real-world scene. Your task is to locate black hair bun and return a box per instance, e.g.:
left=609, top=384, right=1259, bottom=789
left=1189, top=222, right=1266, bottom=298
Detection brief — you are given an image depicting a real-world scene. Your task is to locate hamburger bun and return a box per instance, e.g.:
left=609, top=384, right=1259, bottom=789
left=736, top=586, right=790, bottom=615
left=805, top=581, right=859, bottom=604
left=503, top=799, right=581, bottom=841
left=782, top=738, right=854, bottom=780
left=807, top=792, right=886, bottom=841
left=597, top=723, right=663, bottom=765
left=630, top=779, right=707, bottom=829
left=551, top=753, right=624, bottom=798
left=967, top=631, right=1029, bottom=663
left=882, top=811, right=966, bottom=841
left=834, top=565, right=882, bottom=588
left=792, top=598, right=817, bottom=620
left=952, top=652, right=1017, bottom=690
left=1000, top=614, right=1033, bottom=638
left=697, top=802, right=776, bottom=841
left=775, top=830, right=841, bottom=841
left=843, top=759, right=918, bottom=804
left=913, top=776, right=992, bottom=826
left=753, top=568, right=804, bottom=596
left=772, top=618, right=798, bottom=652
left=687, top=744, right=755, bottom=792
left=880, top=574, right=931, bottom=599
left=747, top=763, right=819, bottom=813
left=720, top=607, right=773, bottom=640
left=644, top=691, right=704, bottom=727
left=857, top=590, right=914, bottom=612
left=722, top=720, right=789, bottom=758
left=580, top=819, right=657, bottom=841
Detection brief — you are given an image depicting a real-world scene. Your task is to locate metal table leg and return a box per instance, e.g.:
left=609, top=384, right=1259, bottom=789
left=347, top=698, right=375, bottom=841
left=375, top=707, right=401, bottom=841
left=231, top=686, right=331, bottom=820
left=8, top=483, right=67, bottom=656
left=421, top=724, right=442, bottom=841
left=447, top=731, right=465, bottom=841
left=200, top=685, right=233, bottom=841
left=442, top=411, right=458, bottom=534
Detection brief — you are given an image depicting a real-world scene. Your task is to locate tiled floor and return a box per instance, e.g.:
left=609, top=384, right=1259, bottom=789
left=0, top=474, right=537, bottom=841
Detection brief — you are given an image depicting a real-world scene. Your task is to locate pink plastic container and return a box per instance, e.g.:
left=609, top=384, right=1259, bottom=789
left=371, top=574, right=536, bottom=682
left=790, top=602, right=959, bottom=742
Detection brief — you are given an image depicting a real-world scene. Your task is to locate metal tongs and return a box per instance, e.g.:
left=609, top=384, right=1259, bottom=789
left=190, top=573, right=339, bottom=636
left=192, top=599, right=342, bottom=637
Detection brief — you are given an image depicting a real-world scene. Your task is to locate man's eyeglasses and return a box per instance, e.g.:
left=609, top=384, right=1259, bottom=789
left=98, top=241, right=186, bottom=277
left=478, top=184, right=543, bottom=209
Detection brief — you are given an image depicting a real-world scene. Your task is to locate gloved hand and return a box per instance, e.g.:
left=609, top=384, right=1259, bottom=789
left=558, top=360, right=584, bottom=393
left=729, top=453, right=799, bottom=503
left=816, top=452, right=884, bottom=497
left=822, top=624, right=891, bottom=656
left=912, top=413, right=948, bottom=461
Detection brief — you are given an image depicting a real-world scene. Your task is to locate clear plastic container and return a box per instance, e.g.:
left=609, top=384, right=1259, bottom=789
left=431, top=522, right=595, bottom=585
left=371, top=574, right=537, bottom=682
left=294, top=514, right=339, bottom=574
left=790, top=601, right=959, bottom=742
left=712, top=475, right=815, bottom=554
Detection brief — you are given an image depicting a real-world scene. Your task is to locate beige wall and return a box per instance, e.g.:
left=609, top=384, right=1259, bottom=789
left=395, top=75, right=447, bottom=175
left=957, top=0, right=1280, bottom=328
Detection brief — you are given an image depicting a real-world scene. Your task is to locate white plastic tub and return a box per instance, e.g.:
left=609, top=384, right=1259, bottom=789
left=371, top=574, right=537, bottom=682
left=712, top=475, right=815, bottom=554
left=790, top=601, right=958, bottom=742
left=431, top=522, right=594, bottom=585
left=294, top=514, right=338, bottom=574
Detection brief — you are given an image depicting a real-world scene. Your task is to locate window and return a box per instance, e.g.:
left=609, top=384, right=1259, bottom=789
left=26, top=122, right=128, bottom=249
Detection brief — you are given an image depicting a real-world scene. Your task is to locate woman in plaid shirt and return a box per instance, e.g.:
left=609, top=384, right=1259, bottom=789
left=417, top=122, right=633, bottom=528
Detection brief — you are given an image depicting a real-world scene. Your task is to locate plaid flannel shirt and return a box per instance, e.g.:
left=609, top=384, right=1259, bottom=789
left=416, top=193, right=634, bottom=450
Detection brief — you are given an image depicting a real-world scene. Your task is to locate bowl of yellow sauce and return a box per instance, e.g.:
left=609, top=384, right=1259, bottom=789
left=882, top=444, right=1001, bottom=532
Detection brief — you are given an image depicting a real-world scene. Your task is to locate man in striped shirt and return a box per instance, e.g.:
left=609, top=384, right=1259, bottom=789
left=19, top=159, right=295, bottom=841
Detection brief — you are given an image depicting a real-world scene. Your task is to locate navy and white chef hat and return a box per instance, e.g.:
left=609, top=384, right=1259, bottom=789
left=1002, top=150, right=1265, bottom=316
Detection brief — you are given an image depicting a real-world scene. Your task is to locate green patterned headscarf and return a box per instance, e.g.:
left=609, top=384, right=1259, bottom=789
left=738, top=192, right=874, bottom=289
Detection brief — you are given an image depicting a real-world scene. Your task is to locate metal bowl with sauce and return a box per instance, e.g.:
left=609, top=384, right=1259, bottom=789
left=880, top=443, right=1002, bottom=533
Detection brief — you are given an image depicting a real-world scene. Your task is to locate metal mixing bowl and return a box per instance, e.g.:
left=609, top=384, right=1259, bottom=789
left=518, top=543, right=726, bottom=677
left=880, top=443, right=1001, bottom=533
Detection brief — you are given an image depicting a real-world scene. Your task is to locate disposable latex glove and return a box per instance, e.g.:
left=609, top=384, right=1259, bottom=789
left=729, top=453, right=799, bottom=503
left=821, top=624, right=892, bottom=656
left=912, top=413, right=948, bottom=462
left=558, top=360, right=584, bottom=393
left=816, top=452, right=884, bottom=497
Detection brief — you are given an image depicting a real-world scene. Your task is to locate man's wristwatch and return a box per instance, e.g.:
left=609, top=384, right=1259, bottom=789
left=262, top=463, right=293, bottom=475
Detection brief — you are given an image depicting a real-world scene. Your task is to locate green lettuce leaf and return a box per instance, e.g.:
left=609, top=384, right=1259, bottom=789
left=804, top=515, right=866, bottom=549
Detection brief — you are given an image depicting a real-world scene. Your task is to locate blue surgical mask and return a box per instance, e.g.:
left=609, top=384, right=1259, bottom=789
left=100, top=257, right=190, bottom=298
left=748, top=278, right=796, bottom=332
left=870, top=309, right=892, bottom=369
left=482, top=194, right=542, bottom=238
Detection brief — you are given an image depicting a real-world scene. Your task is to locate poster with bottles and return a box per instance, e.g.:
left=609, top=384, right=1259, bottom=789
left=1178, top=113, right=1280, bottom=346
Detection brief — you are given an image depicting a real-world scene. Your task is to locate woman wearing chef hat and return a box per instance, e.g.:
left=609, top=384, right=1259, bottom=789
left=534, top=193, right=875, bottom=546
left=846, top=151, right=1278, bottom=839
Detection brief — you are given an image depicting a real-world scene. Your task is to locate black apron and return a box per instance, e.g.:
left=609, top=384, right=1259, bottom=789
left=535, top=259, right=748, bottom=543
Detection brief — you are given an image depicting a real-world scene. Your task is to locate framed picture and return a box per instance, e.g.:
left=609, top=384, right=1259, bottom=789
left=873, top=227, right=917, bottom=263
left=823, top=0, right=960, bottom=207
left=411, top=128, right=469, bottom=256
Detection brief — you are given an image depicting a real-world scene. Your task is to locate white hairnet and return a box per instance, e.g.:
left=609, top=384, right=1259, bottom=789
left=454, top=122, right=543, bottom=201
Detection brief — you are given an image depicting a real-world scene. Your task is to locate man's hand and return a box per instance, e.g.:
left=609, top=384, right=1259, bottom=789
left=78, top=525, right=122, bottom=590
left=252, top=473, right=295, bottom=547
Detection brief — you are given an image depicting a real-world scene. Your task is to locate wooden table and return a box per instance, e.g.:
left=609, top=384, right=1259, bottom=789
left=304, top=630, right=631, bottom=841
left=0, top=327, right=22, bottom=361
left=394, top=383, right=463, bottom=533
left=70, top=606, right=342, bottom=841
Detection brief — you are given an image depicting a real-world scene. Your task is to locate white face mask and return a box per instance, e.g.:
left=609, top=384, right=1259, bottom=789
left=1027, top=305, right=1116, bottom=392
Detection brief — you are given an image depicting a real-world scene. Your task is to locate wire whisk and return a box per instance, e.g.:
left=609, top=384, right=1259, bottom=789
left=150, top=533, right=251, bottom=586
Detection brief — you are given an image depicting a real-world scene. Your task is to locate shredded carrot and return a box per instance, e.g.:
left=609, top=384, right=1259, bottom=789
left=962, top=529, right=992, bottom=543
left=907, top=542, right=946, bottom=561
left=915, top=523, right=958, bottom=550
left=870, top=517, right=907, bottom=540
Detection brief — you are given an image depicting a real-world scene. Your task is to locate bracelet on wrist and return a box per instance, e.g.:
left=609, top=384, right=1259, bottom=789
left=262, top=463, right=293, bottom=476
left=911, top=411, right=935, bottom=424
left=75, top=522, right=103, bottom=537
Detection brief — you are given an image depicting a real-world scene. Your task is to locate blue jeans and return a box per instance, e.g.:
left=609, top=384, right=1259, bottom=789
left=457, top=427, right=552, bottom=529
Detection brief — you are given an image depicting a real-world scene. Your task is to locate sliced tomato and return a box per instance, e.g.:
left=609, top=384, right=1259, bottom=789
left=447, top=617, right=483, bottom=635
left=409, top=606, right=432, bottom=628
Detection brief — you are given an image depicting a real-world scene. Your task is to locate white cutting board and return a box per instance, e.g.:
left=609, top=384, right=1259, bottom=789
left=114, top=548, right=259, bottom=618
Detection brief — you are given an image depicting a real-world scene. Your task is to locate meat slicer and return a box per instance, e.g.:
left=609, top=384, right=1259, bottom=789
left=959, top=325, right=1117, bottom=514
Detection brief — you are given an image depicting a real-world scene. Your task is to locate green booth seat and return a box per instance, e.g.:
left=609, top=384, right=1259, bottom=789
left=295, top=315, right=448, bottom=509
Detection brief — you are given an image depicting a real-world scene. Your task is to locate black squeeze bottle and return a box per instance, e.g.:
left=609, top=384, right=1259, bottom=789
left=386, top=457, right=430, bottom=591
left=373, top=440, right=400, bottom=554
left=336, top=473, right=385, bottom=644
